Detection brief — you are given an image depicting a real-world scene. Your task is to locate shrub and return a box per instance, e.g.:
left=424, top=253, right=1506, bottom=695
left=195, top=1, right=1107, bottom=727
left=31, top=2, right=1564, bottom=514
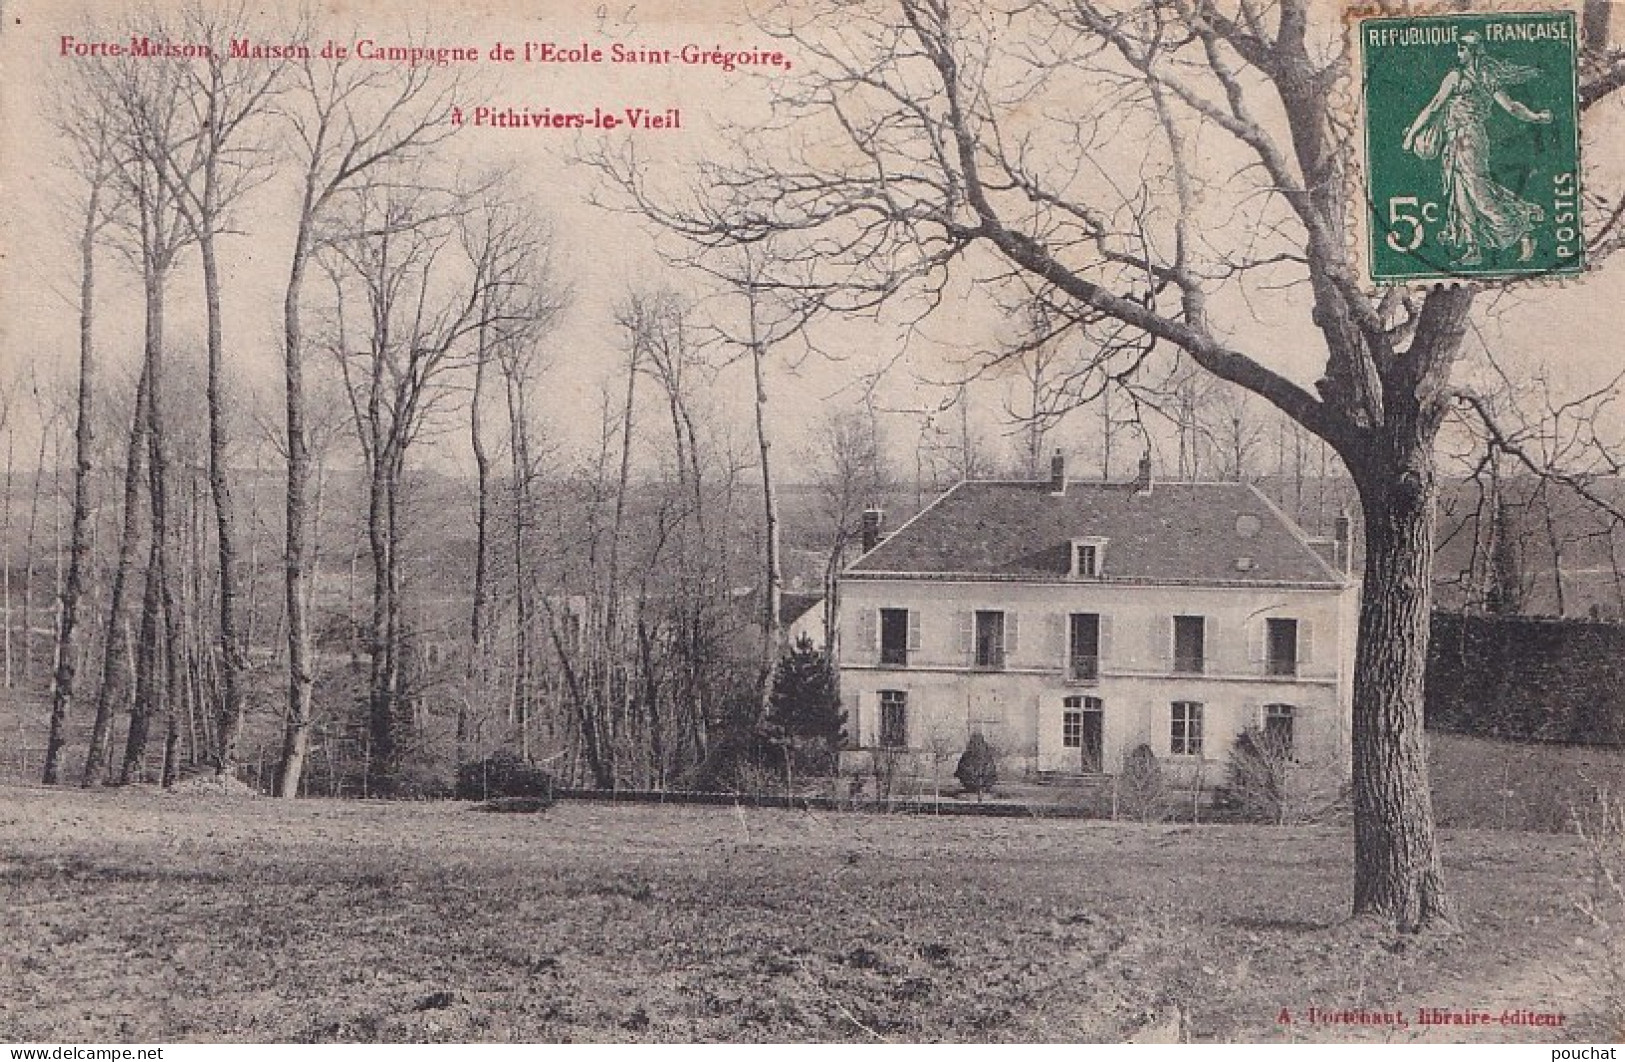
left=1216, top=728, right=1350, bottom=825
left=868, top=749, right=905, bottom=806
left=455, top=751, right=554, bottom=803
left=474, top=796, right=552, bottom=814
left=1117, top=743, right=1168, bottom=823
left=954, top=732, right=999, bottom=799
left=1221, top=727, right=1289, bottom=824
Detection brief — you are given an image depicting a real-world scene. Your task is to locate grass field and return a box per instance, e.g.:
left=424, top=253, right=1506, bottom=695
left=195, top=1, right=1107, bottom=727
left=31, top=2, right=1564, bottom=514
left=0, top=785, right=1619, bottom=1043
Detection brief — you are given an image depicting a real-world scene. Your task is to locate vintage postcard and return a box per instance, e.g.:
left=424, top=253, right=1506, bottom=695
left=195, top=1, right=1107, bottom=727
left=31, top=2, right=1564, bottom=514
left=2, top=0, right=1625, bottom=1047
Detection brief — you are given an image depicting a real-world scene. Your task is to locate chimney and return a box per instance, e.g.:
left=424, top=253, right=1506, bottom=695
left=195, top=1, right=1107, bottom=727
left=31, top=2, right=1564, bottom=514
left=1133, top=452, right=1154, bottom=496
left=1333, top=508, right=1353, bottom=573
left=861, top=507, right=885, bottom=553
left=1048, top=449, right=1067, bottom=495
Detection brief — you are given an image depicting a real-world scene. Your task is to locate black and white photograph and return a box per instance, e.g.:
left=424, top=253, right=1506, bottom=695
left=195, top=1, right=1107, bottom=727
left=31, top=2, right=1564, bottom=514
left=2, top=0, right=1624, bottom=1045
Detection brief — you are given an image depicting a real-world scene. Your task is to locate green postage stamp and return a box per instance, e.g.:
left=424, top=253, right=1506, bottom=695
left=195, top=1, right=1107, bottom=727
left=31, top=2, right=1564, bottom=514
left=1357, top=9, right=1583, bottom=284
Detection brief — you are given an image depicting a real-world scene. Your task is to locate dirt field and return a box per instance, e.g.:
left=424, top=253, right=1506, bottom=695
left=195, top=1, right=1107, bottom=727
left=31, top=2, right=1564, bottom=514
left=0, top=784, right=1617, bottom=1043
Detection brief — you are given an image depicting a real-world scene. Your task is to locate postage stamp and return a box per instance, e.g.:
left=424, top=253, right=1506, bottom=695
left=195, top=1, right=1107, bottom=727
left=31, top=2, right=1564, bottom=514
left=1355, top=8, right=1583, bottom=284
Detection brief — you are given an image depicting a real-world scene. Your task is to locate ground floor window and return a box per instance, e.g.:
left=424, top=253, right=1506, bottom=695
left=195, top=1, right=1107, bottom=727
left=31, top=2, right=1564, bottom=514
left=1264, top=703, right=1296, bottom=757
left=879, top=690, right=908, bottom=749
left=1170, top=700, right=1204, bottom=756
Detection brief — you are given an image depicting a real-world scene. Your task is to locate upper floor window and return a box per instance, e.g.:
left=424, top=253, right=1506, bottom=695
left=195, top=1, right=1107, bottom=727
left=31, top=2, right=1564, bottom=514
left=1071, top=537, right=1108, bottom=578
left=1170, top=701, right=1204, bottom=756
left=880, top=608, right=910, bottom=666
left=974, top=610, right=1006, bottom=669
left=879, top=690, right=909, bottom=749
left=1266, top=618, right=1299, bottom=677
left=1069, top=612, right=1100, bottom=682
left=1173, top=615, right=1206, bottom=674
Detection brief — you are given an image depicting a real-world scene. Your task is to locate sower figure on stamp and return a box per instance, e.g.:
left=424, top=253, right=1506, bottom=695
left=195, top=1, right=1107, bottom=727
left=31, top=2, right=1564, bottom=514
left=1402, top=33, right=1554, bottom=267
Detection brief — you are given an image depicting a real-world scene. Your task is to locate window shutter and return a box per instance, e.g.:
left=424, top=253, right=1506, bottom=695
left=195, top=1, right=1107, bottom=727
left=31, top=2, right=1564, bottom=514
left=1099, top=615, right=1114, bottom=665
left=1248, top=618, right=1266, bottom=670
left=958, top=612, right=974, bottom=660
left=851, top=690, right=862, bottom=745
left=908, top=610, right=922, bottom=652
left=858, top=609, right=878, bottom=659
left=1150, top=616, right=1170, bottom=664
left=1046, top=613, right=1065, bottom=660
left=1299, top=619, right=1315, bottom=668
left=1006, top=612, right=1020, bottom=658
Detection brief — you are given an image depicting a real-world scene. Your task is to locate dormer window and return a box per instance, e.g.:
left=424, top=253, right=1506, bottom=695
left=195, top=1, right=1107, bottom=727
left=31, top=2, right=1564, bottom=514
left=1070, top=537, right=1107, bottom=578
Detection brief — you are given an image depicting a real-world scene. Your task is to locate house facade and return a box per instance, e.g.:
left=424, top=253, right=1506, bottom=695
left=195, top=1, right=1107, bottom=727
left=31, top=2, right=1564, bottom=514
left=837, top=456, right=1358, bottom=783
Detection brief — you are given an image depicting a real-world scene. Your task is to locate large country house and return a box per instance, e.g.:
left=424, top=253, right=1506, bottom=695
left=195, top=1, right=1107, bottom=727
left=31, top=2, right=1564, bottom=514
left=837, top=455, right=1357, bottom=783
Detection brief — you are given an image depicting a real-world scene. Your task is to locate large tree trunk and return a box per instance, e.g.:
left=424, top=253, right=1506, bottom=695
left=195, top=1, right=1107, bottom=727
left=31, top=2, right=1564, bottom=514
left=749, top=335, right=782, bottom=722
left=1346, top=424, right=1457, bottom=930
left=276, top=217, right=317, bottom=798
left=365, top=442, right=397, bottom=795
left=200, top=233, right=248, bottom=776
left=121, top=254, right=175, bottom=784
left=121, top=533, right=164, bottom=783
left=464, top=322, right=492, bottom=762
left=44, top=180, right=102, bottom=784
left=83, top=364, right=150, bottom=785
left=503, top=362, right=546, bottom=769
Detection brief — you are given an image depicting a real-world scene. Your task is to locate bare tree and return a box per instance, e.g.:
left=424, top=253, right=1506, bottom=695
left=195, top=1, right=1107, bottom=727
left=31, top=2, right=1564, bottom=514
left=42, top=93, right=120, bottom=783
left=808, top=404, right=891, bottom=655
left=1204, top=385, right=1271, bottom=482
left=82, top=364, right=150, bottom=786
left=135, top=5, right=284, bottom=778
left=595, top=0, right=1625, bottom=927
left=87, top=42, right=202, bottom=786
left=274, top=43, right=457, bottom=798
left=322, top=172, right=538, bottom=793
left=463, top=197, right=566, bottom=763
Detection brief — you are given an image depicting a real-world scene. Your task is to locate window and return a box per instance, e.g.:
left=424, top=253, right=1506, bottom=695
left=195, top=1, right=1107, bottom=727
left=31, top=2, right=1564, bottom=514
left=1071, top=537, right=1107, bottom=578
left=880, top=608, right=909, bottom=666
left=974, top=610, right=1006, bottom=669
left=879, top=690, right=908, bottom=749
left=1173, top=615, right=1205, bottom=674
left=1266, top=618, right=1299, bottom=676
left=1170, top=701, right=1204, bottom=756
left=1264, top=703, right=1296, bottom=757
left=1068, top=612, right=1100, bottom=681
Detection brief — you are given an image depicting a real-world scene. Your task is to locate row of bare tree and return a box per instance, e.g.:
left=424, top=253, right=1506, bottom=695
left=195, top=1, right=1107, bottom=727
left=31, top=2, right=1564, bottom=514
left=7, top=6, right=901, bottom=798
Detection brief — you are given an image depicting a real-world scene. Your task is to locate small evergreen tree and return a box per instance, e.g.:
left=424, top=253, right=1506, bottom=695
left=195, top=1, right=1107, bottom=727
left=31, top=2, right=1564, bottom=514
left=766, top=635, right=846, bottom=773
left=1487, top=495, right=1526, bottom=616
left=955, top=732, right=999, bottom=800
left=1117, top=743, right=1167, bottom=823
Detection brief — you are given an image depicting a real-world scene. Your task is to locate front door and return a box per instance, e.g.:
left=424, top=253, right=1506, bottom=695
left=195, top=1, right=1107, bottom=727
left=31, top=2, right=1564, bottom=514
left=1063, top=696, right=1104, bottom=773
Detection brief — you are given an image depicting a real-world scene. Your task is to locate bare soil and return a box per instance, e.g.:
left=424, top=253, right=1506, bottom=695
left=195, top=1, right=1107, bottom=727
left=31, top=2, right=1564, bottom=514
left=0, top=784, right=1616, bottom=1043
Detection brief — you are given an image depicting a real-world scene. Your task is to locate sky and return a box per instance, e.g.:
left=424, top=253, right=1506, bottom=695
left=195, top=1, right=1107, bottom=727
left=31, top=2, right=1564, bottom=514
left=3, top=0, right=1625, bottom=488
